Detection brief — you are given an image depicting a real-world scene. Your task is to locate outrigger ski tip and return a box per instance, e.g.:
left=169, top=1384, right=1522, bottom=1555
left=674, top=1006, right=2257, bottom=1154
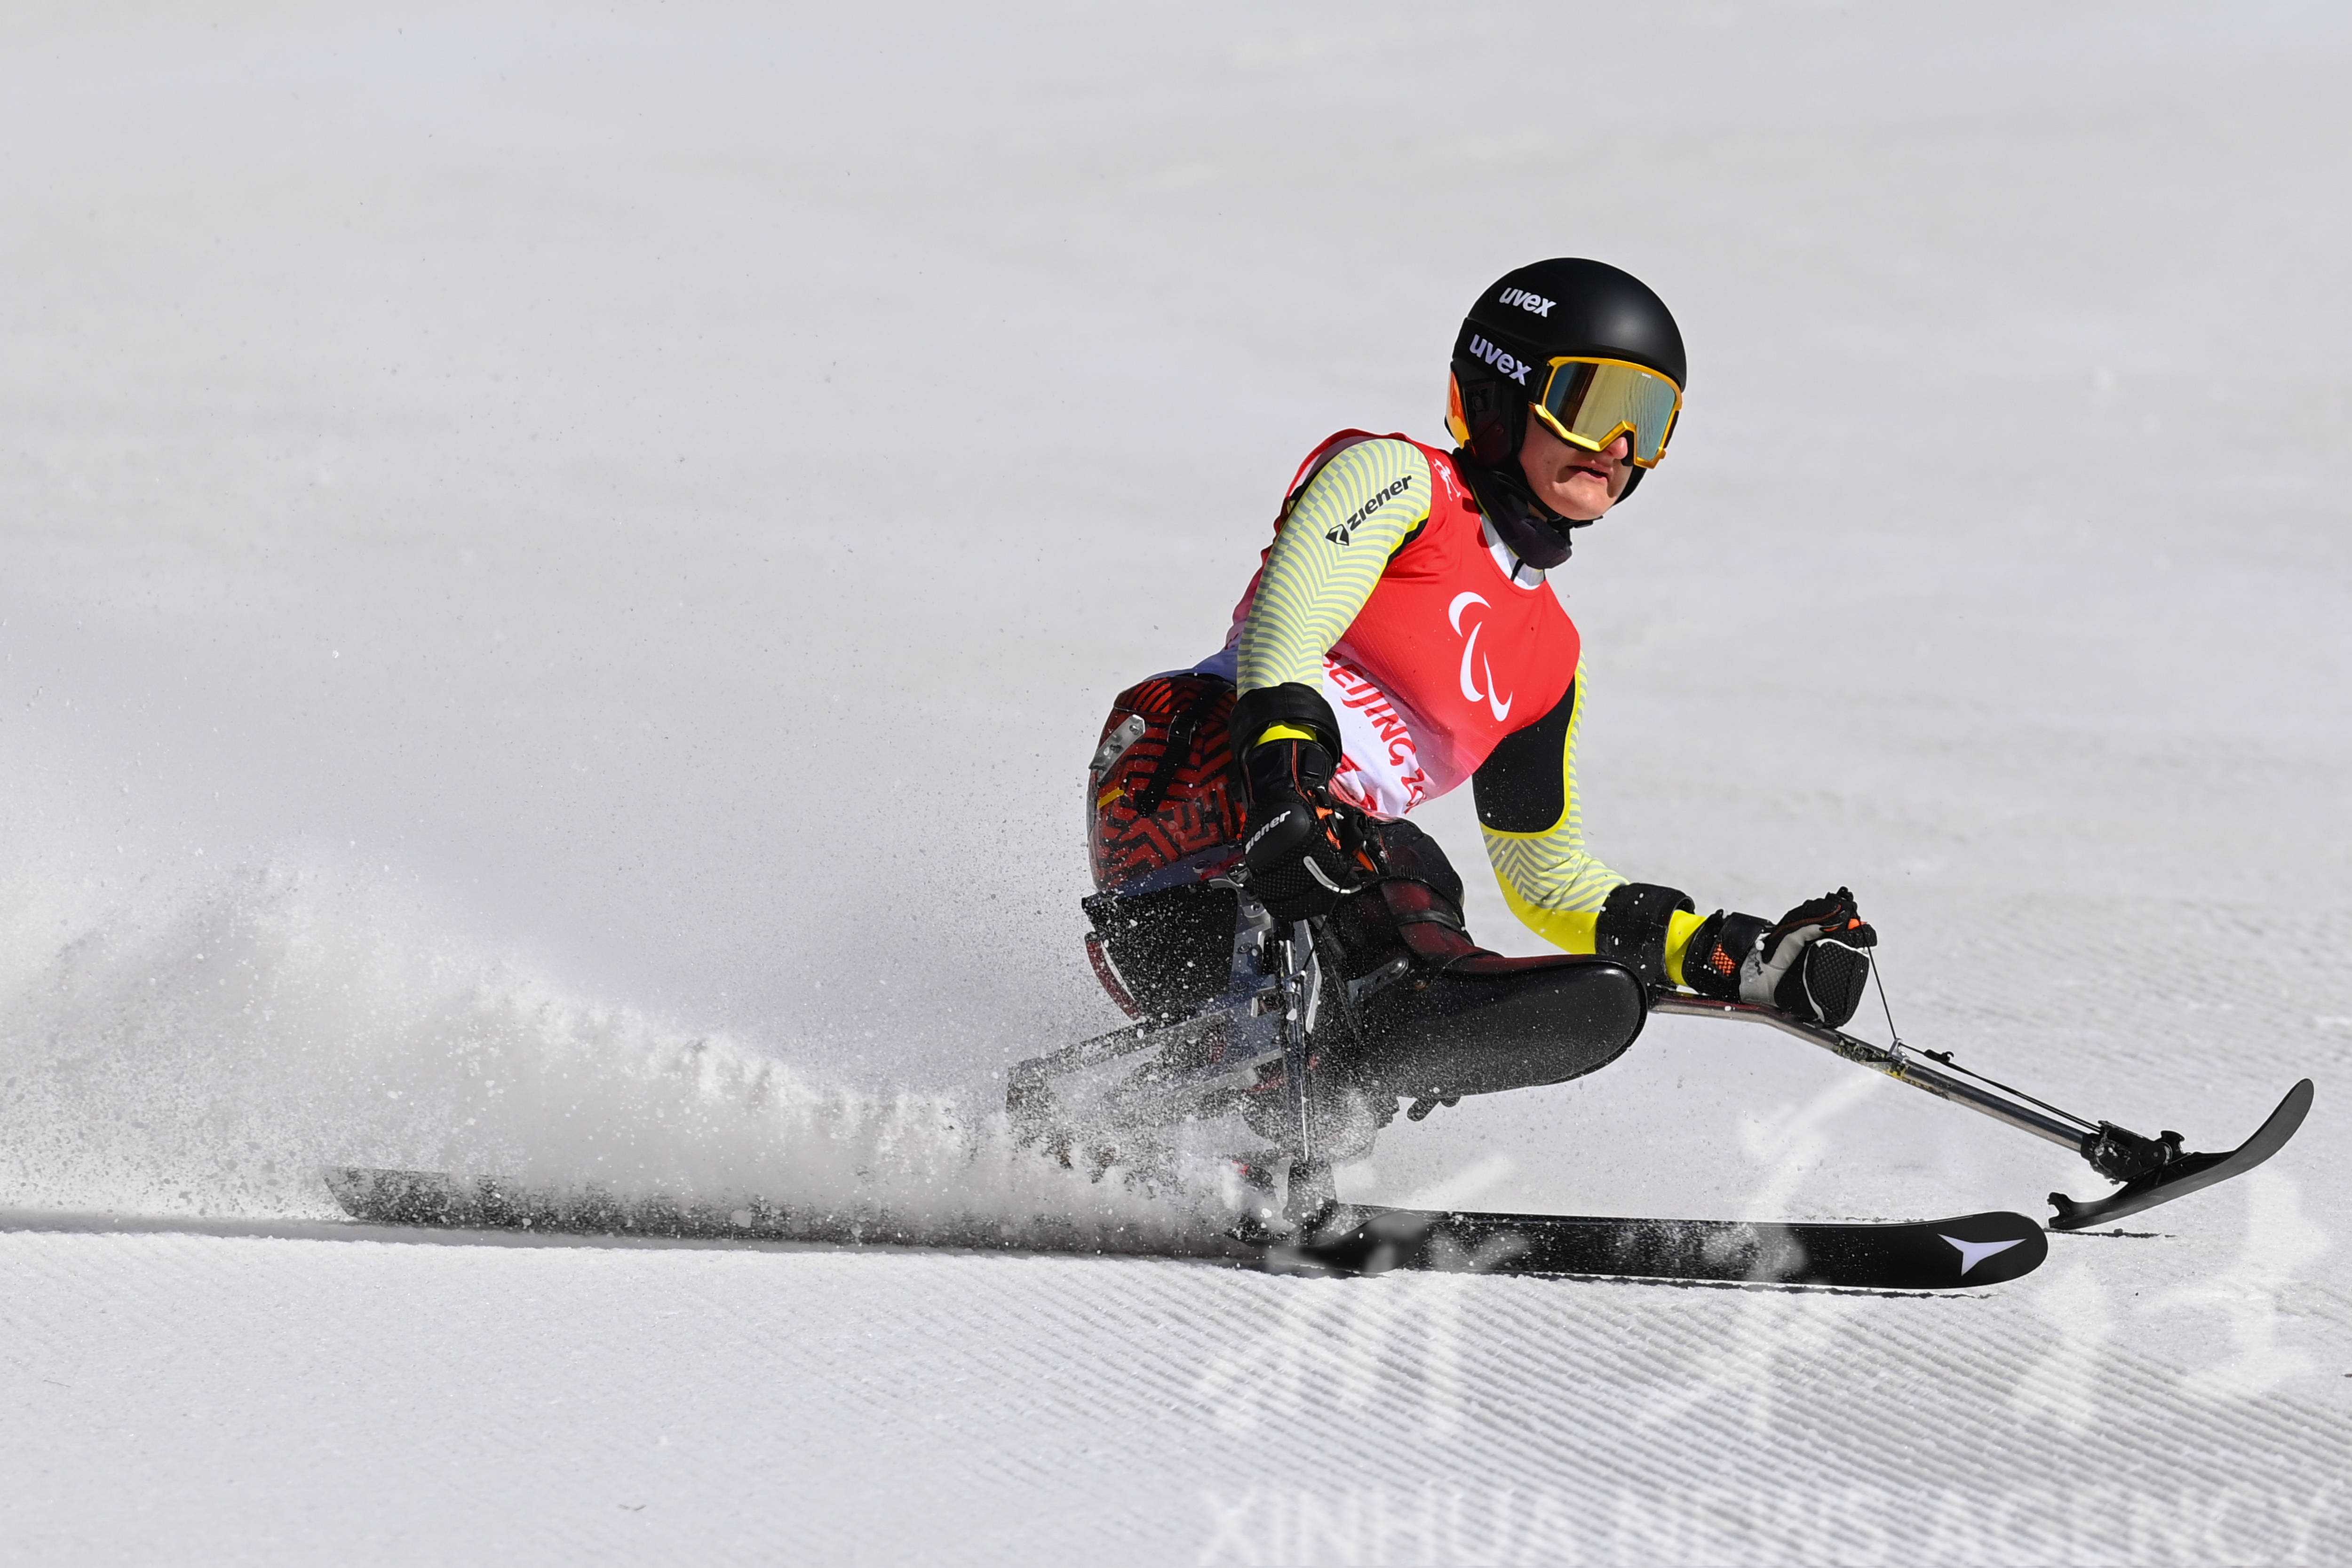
left=2046, top=1077, right=2313, bottom=1231
left=1650, top=996, right=2316, bottom=1234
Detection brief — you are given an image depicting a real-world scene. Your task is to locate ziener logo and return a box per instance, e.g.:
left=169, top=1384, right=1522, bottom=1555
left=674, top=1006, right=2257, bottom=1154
left=1326, top=475, right=1415, bottom=545
left=1244, top=809, right=1295, bottom=855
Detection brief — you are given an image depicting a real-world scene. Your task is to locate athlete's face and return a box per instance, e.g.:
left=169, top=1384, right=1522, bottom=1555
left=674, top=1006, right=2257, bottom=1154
left=1517, top=419, right=1631, bottom=521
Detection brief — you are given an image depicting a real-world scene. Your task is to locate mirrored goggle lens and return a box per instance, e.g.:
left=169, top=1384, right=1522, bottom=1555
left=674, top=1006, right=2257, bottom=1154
left=1534, top=358, right=1683, bottom=467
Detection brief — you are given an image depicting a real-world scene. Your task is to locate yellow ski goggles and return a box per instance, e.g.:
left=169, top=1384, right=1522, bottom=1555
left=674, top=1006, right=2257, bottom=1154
left=1530, top=356, right=1683, bottom=468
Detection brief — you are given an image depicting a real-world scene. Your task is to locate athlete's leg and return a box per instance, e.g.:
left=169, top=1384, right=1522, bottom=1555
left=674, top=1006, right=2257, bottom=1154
left=1321, top=822, right=1648, bottom=1101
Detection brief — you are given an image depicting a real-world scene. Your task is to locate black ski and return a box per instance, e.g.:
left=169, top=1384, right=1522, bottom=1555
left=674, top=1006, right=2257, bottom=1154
left=318, top=1166, right=1247, bottom=1259
left=325, top=1165, right=776, bottom=1236
left=323, top=1166, right=2046, bottom=1290
left=1273, top=1204, right=2048, bottom=1291
left=2048, top=1077, right=2314, bottom=1231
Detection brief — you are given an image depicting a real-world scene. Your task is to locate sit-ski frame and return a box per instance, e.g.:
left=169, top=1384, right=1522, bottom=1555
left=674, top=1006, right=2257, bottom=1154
left=1020, top=881, right=2313, bottom=1235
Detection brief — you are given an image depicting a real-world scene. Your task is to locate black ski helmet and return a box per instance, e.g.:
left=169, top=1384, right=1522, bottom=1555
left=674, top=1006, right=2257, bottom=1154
left=1447, top=258, right=1685, bottom=506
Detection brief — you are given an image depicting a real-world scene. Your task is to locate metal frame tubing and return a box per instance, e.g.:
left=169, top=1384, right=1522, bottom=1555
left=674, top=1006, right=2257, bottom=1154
left=1650, top=994, right=2098, bottom=1154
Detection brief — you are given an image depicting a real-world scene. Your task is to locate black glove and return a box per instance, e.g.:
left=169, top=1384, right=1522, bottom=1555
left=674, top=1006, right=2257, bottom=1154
left=1750, top=888, right=1876, bottom=1027
left=1683, top=888, right=1876, bottom=1028
left=1240, top=735, right=1369, bottom=921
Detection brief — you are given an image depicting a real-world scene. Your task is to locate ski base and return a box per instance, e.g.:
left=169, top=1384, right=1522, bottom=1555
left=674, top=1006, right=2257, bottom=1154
left=1273, top=1204, right=2049, bottom=1291
left=2049, top=1077, right=2314, bottom=1232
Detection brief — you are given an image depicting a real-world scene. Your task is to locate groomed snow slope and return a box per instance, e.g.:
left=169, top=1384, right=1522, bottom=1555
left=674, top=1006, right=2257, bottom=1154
left=2, top=3, right=2349, bottom=1562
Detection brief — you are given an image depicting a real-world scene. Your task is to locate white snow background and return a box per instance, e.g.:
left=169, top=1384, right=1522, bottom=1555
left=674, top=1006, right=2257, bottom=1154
left=2, top=2, right=2348, bottom=1562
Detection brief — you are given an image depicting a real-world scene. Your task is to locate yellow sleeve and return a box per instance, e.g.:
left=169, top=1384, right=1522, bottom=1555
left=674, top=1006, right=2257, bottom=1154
left=1499, top=894, right=1706, bottom=986
left=1476, top=671, right=1708, bottom=986
left=1235, top=439, right=1431, bottom=698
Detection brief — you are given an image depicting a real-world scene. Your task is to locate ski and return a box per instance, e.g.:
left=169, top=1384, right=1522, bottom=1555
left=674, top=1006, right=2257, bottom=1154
left=326, top=1165, right=808, bottom=1238
left=1273, top=1204, right=2047, bottom=1290
left=319, top=1165, right=1255, bottom=1259
left=324, top=1166, right=2047, bottom=1291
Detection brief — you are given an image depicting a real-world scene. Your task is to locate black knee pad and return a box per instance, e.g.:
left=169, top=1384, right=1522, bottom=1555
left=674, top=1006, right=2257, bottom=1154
left=1368, top=818, right=1466, bottom=910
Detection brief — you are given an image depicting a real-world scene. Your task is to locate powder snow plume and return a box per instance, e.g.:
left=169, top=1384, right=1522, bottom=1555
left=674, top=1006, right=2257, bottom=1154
left=0, top=860, right=1206, bottom=1250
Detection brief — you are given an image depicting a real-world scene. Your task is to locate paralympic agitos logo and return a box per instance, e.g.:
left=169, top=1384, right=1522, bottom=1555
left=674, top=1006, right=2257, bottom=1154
left=1449, top=591, right=1514, bottom=722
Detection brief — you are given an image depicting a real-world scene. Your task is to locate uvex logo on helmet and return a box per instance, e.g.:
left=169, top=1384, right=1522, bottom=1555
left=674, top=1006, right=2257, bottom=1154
left=1466, top=334, right=1531, bottom=386
left=1497, top=286, right=1554, bottom=317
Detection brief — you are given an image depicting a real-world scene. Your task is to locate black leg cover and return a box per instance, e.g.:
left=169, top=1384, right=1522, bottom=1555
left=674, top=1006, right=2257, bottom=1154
left=1350, top=958, right=1646, bottom=1101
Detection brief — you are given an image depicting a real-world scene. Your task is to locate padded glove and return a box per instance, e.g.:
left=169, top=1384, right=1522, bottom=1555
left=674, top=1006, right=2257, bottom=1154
left=1682, top=889, right=1876, bottom=1027
left=1240, top=735, right=1368, bottom=921
left=1742, top=888, right=1877, bottom=1028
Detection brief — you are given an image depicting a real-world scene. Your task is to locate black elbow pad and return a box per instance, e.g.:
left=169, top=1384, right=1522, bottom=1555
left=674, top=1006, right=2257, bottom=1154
left=1596, top=881, right=1693, bottom=990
